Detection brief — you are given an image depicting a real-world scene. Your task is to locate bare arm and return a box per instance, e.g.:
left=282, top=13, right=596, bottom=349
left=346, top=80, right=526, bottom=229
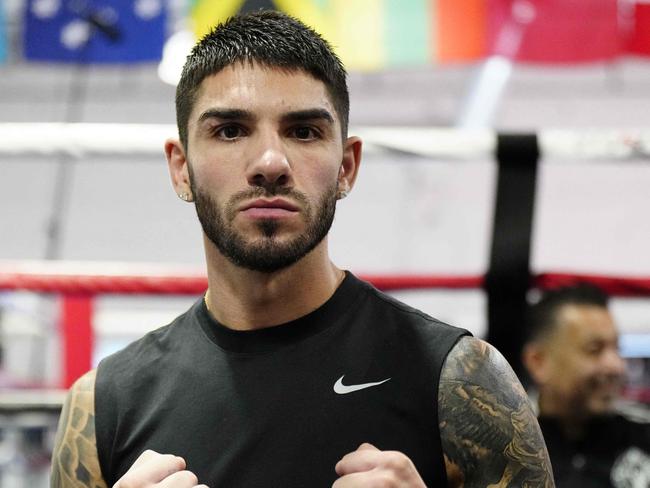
left=438, top=336, right=554, bottom=487
left=51, top=369, right=108, bottom=488
left=51, top=371, right=207, bottom=488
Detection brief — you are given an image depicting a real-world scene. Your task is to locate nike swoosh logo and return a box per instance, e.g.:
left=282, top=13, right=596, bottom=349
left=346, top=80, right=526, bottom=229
left=333, top=375, right=391, bottom=394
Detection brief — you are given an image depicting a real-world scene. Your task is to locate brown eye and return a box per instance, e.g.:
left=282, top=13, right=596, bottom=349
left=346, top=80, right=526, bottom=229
left=292, top=126, right=317, bottom=140
left=217, top=125, right=244, bottom=140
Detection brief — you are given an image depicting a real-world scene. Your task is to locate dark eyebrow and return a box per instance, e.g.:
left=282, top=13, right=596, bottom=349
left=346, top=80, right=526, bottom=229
left=198, top=108, right=255, bottom=123
left=281, top=108, right=334, bottom=125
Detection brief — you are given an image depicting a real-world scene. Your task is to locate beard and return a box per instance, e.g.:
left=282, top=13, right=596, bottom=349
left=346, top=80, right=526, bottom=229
left=191, top=180, right=338, bottom=273
left=583, top=374, right=625, bottom=413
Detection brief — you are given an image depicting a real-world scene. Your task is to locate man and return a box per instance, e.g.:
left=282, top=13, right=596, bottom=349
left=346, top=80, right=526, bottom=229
left=51, top=11, right=553, bottom=488
left=523, top=284, right=650, bottom=487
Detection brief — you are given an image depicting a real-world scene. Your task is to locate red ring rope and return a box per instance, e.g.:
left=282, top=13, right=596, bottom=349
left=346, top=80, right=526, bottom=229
left=1, top=265, right=648, bottom=388
left=1, top=270, right=649, bottom=295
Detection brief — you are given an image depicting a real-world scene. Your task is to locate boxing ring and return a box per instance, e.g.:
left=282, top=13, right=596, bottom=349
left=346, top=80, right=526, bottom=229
left=1, top=123, right=649, bottom=391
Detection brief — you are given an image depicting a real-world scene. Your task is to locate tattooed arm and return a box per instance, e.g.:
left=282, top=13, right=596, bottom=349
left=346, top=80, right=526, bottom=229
left=51, top=370, right=108, bottom=488
left=439, top=337, right=554, bottom=488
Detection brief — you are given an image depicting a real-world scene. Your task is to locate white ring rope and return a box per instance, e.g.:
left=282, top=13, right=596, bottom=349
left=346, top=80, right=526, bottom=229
left=1, top=123, right=650, bottom=160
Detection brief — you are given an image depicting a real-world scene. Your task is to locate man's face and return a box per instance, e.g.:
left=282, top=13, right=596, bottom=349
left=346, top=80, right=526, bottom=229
left=182, top=63, right=354, bottom=272
left=541, top=304, right=627, bottom=417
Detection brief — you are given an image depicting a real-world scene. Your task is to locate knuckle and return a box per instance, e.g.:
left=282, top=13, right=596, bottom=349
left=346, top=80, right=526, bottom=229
left=375, top=472, right=397, bottom=488
left=179, top=470, right=199, bottom=485
left=385, top=451, right=408, bottom=470
left=114, top=477, right=136, bottom=488
left=141, top=448, right=159, bottom=459
left=165, top=453, right=186, bottom=470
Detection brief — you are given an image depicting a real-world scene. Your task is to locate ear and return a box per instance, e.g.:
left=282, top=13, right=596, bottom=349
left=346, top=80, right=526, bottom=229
left=522, top=342, right=550, bottom=386
left=337, top=136, right=362, bottom=199
left=165, top=138, right=193, bottom=202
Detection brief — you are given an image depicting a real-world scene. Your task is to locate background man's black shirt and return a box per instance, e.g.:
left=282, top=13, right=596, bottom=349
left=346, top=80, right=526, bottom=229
left=539, top=414, right=650, bottom=487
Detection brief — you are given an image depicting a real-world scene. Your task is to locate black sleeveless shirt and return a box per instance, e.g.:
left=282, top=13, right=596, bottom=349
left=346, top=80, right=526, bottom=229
left=95, top=272, right=469, bottom=487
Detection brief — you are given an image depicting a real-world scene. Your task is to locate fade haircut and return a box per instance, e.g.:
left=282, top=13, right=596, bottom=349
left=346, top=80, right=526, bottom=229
left=526, top=283, right=610, bottom=344
left=175, top=10, right=350, bottom=150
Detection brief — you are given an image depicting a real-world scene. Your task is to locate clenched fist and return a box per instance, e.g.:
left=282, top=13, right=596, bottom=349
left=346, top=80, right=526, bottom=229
left=113, top=450, right=209, bottom=488
left=333, top=443, right=427, bottom=487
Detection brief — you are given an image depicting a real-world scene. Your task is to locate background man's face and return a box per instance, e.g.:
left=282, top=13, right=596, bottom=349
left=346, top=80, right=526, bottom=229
left=542, top=304, right=627, bottom=417
left=185, top=63, right=347, bottom=272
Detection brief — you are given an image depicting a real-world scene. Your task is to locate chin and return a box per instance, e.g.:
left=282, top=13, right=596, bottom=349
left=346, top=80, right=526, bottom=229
left=587, top=398, right=617, bottom=416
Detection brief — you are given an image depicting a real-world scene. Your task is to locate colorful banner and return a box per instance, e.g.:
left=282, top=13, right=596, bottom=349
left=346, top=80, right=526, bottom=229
left=24, top=0, right=167, bottom=63
left=0, top=2, right=7, bottom=63
left=189, top=0, right=645, bottom=70
left=191, top=0, right=244, bottom=40
left=486, top=0, right=620, bottom=63
left=627, top=1, right=650, bottom=56
left=190, top=0, right=488, bottom=70
left=434, top=0, right=486, bottom=63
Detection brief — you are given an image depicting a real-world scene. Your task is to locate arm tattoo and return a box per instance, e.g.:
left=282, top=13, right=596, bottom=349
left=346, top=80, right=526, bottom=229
left=51, top=370, right=108, bottom=488
left=438, top=337, right=554, bottom=487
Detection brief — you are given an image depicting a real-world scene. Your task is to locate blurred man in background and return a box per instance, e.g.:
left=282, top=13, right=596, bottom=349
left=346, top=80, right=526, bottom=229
left=523, top=284, right=650, bottom=487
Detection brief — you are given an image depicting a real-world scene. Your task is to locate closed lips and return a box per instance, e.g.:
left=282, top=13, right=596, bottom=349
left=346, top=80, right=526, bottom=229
left=240, top=199, right=299, bottom=211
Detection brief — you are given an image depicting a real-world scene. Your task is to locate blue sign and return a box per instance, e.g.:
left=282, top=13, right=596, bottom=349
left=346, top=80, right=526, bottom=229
left=24, top=0, right=166, bottom=63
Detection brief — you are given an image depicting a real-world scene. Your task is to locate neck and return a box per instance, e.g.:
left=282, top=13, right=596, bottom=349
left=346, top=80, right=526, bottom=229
left=203, top=236, right=344, bottom=330
left=538, top=391, right=590, bottom=440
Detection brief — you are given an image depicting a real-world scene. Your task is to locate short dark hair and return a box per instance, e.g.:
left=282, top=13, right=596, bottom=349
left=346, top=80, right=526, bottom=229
left=526, top=283, right=609, bottom=343
left=175, top=10, right=350, bottom=150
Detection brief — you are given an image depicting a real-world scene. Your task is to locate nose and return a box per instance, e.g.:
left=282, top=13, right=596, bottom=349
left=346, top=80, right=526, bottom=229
left=246, top=132, right=292, bottom=191
left=603, top=346, right=627, bottom=377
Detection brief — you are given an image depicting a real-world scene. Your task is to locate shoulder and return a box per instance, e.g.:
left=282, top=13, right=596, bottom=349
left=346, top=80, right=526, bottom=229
left=61, top=369, right=97, bottom=419
left=51, top=370, right=108, bottom=488
left=98, top=302, right=199, bottom=378
left=71, top=368, right=97, bottom=395
left=355, top=277, right=434, bottom=320
left=615, top=400, right=650, bottom=426
left=356, top=277, right=468, bottom=336
left=440, top=336, right=516, bottom=389
left=438, top=337, right=555, bottom=487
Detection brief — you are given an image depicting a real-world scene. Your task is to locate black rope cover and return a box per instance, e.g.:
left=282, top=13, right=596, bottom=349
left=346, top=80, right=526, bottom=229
left=485, top=134, right=539, bottom=380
